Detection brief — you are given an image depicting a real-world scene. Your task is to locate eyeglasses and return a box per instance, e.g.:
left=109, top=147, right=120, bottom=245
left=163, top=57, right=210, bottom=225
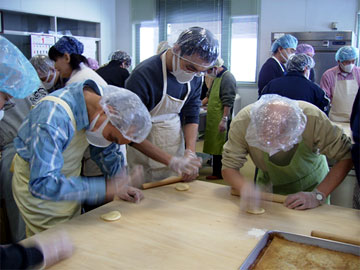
left=175, top=53, right=213, bottom=77
left=3, top=98, right=15, bottom=111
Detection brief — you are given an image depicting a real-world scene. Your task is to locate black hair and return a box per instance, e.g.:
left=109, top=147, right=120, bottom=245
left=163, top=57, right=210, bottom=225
left=48, top=46, right=88, bottom=70
left=176, top=26, right=219, bottom=64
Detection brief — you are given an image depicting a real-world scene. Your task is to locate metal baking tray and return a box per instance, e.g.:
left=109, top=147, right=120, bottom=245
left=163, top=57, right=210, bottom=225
left=239, top=230, right=360, bottom=270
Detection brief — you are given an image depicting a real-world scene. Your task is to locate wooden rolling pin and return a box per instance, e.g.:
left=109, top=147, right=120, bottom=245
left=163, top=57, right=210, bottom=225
left=311, top=230, right=360, bottom=246
left=231, top=188, right=287, bottom=203
left=142, top=176, right=183, bottom=190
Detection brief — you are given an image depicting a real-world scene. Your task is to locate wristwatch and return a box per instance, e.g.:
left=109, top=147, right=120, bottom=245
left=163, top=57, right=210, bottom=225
left=314, top=189, right=326, bottom=204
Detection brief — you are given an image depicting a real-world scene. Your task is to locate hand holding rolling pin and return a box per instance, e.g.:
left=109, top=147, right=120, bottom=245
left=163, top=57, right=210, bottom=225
left=168, top=149, right=202, bottom=182
left=106, top=166, right=144, bottom=203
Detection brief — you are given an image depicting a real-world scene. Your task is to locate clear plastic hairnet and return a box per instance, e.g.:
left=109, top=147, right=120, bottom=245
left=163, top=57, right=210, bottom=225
left=296, top=44, right=315, bottom=56
left=335, top=46, right=359, bottom=62
left=99, top=85, right=152, bottom=143
left=271, top=34, right=298, bottom=53
left=245, top=94, right=307, bottom=156
left=286, top=53, right=315, bottom=72
left=30, top=54, right=55, bottom=78
left=109, top=50, right=131, bottom=66
left=173, top=26, right=219, bottom=67
left=0, top=36, right=40, bottom=98
left=213, top=57, right=224, bottom=67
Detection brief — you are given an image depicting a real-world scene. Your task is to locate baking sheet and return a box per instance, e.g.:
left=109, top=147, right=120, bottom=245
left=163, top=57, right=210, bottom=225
left=239, top=230, right=360, bottom=270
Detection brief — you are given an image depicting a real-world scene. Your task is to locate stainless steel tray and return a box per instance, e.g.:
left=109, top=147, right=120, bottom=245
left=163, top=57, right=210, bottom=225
left=239, top=230, right=360, bottom=270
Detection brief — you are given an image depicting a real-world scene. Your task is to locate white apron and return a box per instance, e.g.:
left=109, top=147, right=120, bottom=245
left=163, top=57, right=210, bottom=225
left=329, top=72, right=358, bottom=122
left=127, top=52, right=191, bottom=182
left=12, top=96, right=89, bottom=236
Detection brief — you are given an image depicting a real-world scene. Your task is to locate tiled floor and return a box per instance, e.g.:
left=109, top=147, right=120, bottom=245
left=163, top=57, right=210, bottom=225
left=196, top=139, right=256, bottom=185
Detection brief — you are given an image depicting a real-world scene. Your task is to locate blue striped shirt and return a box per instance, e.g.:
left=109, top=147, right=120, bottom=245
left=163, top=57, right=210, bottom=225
left=14, top=80, right=124, bottom=205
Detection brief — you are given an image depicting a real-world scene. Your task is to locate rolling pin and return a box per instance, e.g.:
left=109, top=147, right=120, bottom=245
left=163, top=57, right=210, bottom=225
left=142, top=176, right=183, bottom=190
left=231, top=188, right=287, bottom=203
left=311, top=230, right=360, bottom=246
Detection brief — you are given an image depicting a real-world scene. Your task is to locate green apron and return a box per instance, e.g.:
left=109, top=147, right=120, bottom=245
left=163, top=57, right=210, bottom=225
left=256, top=141, right=330, bottom=203
left=203, top=72, right=228, bottom=155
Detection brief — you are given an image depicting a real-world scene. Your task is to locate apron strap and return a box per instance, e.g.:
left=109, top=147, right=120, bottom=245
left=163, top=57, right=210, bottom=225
left=38, top=96, right=76, bottom=130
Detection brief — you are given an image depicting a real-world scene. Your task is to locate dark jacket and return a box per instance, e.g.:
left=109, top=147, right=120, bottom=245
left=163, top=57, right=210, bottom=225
left=96, top=60, right=130, bottom=88
left=261, top=71, right=330, bottom=115
left=258, top=57, right=285, bottom=96
left=351, top=88, right=360, bottom=184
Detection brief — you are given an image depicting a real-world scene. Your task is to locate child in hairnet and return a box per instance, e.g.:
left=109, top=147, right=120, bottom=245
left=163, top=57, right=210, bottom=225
left=12, top=79, right=152, bottom=237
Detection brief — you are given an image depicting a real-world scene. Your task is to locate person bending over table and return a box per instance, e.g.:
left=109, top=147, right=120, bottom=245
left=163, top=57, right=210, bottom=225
left=12, top=80, right=152, bottom=236
left=222, top=94, right=353, bottom=210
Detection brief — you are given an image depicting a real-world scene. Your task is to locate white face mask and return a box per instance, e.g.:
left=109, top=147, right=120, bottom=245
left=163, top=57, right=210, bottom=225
left=86, top=114, right=112, bottom=147
left=340, top=63, right=355, bottom=73
left=304, top=69, right=310, bottom=80
left=280, top=49, right=294, bottom=63
left=170, top=54, right=195, bottom=84
left=42, top=70, right=57, bottom=90
left=0, top=110, right=4, bottom=121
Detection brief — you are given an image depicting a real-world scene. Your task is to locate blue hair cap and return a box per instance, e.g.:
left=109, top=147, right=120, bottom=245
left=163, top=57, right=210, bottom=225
left=0, top=36, right=40, bottom=98
left=271, top=34, right=298, bottom=53
left=335, top=46, right=359, bottom=62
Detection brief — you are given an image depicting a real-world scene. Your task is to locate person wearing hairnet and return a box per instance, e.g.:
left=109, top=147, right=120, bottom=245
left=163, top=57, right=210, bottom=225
left=296, top=43, right=316, bottom=82
left=222, top=94, right=353, bottom=210
left=49, top=36, right=112, bottom=178
left=125, top=26, right=219, bottom=182
left=0, top=36, right=73, bottom=270
left=258, top=34, right=298, bottom=95
left=1, top=55, right=62, bottom=243
left=12, top=79, right=152, bottom=236
left=320, top=46, right=360, bottom=122
left=30, top=54, right=63, bottom=94
left=261, top=54, right=330, bottom=114
left=96, top=50, right=131, bottom=88
left=202, top=57, right=236, bottom=180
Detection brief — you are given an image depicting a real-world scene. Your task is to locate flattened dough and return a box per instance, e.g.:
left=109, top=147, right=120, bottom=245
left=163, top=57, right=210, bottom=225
left=101, top=210, right=121, bottom=221
left=246, top=207, right=265, bottom=215
left=175, top=183, right=190, bottom=191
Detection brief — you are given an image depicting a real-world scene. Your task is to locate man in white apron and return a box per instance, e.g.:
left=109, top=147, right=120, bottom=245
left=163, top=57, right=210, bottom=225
left=12, top=80, right=152, bottom=236
left=222, top=95, right=353, bottom=210
left=320, top=46, right=360, bottom=122
left=126, top=27, right=219, bottom=182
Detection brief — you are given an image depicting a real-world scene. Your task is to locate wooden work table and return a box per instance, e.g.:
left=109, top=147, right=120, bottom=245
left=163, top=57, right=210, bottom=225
left=26, top=181, right=360, bottom=270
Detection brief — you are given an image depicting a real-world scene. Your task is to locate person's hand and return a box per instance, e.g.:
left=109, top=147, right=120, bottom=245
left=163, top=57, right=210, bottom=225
left=107, top=166, right=145, bottom=203
left=117, top=185, right=144, bottom=203
left=168, top=149, right=202, bottom=180
left=33, top=231, right=73, bottom=269
left=284, top=190, right=323, bottom=210
left=239, top=181, right=262, bottom=212
left=218, top=118, right=227, bottom=132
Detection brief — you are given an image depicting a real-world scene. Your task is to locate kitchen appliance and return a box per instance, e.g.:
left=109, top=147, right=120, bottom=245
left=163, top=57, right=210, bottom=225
left=271, top=31, right=357, bottom=84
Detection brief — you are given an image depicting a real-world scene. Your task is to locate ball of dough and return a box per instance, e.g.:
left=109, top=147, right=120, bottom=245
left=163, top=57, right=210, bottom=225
left=246, top=207, right=265, bottom=215
left=101, top=210, right=121, bottom=221
left=175, top=183, right=190, bottom=191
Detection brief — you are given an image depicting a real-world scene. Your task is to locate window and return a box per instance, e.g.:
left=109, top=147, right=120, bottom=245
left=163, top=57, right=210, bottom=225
left=231, top=16, right=258, bottom=82
left=139, top=21, right=159, bottom=62
left=134, top=0, right=259, bottom=83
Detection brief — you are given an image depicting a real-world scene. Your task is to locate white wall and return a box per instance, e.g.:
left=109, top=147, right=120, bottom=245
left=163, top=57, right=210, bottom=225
left=0, top=0, right=117, bottom=65
left=237, top=0, right=359, bottom=110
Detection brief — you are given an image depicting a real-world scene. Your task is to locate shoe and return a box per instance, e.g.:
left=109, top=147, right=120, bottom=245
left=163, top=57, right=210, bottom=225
left=206, top=175, right=222, bottom=180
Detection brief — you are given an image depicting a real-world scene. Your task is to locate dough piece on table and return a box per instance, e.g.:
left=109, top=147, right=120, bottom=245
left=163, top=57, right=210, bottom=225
left=246, top=207, right=265, bottom=215
left=101, top=210, right=121, bottom=221
left=175, top=183, right=190, bottom=191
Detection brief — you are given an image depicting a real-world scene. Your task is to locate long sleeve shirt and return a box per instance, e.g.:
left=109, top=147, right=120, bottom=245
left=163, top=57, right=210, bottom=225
left=320, top=65, right=360, bottom=100
left=14, top=80, right=124, bottom=205
left=258, top=57, right=285, bottom=96
left=0, top=244, right=43, bottom=269
left=261, top=71, right=330, bottom=115
left=222, top=101, right=352, bottom=173
left=125, top=53, right=202, bottom=125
